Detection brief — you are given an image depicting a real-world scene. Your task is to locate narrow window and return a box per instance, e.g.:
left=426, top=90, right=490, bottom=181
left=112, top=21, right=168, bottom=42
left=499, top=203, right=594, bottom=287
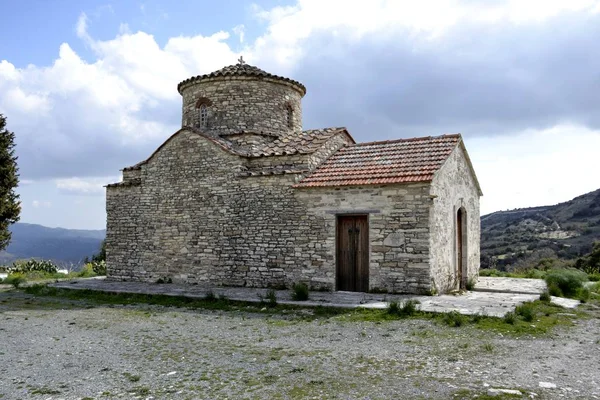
left=286, top=104, right=293, bottom=128
left=199, top=104, right=208, bottom=128
left=195, top=97, right=212, bottom=129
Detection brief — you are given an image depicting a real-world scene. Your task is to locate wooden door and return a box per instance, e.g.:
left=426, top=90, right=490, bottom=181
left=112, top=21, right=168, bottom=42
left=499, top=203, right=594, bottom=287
left=337, top=215, right=369, bottom=292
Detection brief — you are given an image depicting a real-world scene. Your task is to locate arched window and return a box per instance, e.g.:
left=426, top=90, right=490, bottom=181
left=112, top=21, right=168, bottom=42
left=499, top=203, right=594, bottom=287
left=286, top=104, right=294, bottom=128
left=199, top=104, right=208, bottom=128
left=195, top=97, right=212, bottom=129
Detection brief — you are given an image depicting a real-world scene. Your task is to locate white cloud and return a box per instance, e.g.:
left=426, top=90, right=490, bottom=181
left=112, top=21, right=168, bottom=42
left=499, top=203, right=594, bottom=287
left=32, top=200, right=52, bottom=208
left=471, top=124, right=600, bottom=214
left=0, top=18, right=242, bottom=179
left=233, top=24, right=245, bottom=44
left=251, top=0, right=600, bottom=67
left=56, top=177, right=118, bottom=196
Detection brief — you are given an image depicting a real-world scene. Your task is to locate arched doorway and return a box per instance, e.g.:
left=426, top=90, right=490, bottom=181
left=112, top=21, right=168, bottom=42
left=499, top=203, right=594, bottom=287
left=457, top=207, right=468, bottom=290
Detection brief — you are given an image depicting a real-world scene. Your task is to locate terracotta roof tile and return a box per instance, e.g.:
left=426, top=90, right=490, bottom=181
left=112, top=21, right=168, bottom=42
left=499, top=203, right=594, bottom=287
left=294, top=134, right=461, bottom=188
left=247, top=127, right=351, bottom=157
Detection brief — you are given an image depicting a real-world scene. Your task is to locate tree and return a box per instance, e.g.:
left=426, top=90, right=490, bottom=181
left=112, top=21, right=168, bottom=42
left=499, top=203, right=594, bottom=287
left=91, top=239, right=106, bottom=262
left=0, top=114, right=20, bottom=251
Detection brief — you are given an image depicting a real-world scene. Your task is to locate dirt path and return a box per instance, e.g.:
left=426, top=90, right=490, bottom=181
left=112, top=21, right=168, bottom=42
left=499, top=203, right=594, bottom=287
left=0, top=288, right=599, bottom=399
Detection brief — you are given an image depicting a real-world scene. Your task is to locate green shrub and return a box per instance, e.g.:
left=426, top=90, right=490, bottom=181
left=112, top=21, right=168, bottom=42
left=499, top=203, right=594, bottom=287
left=387, top=301, right=400, bottom=315
left=388, top=299, right=420, bottom=317
left=5, top=273, right=26, bottom=288
left=78, top=263, right=97, bottom=278
left=8, top=259, right=58, bottom=274
left=265, top=289, right=277, bottom=307
left=588, top=273, right=600, bottom=282
left=442, top=311, right=465, bottom=327
left=515, top=303, right=535, bottom=322
left=91, top=260, right=106, bottom=275
left=545, top=269, right=588, bottom=298
left=503, top=311, right=516, bottom=325
left=539, top=290, right=551, bottom=302
left=523, top=269, right=547, bottom=279
left=292, top=283, right=309, bottom=301
left=479, top=269, right=501, bottom=277
left=465, top=278, right=476, bottom=291
left=547, top=282, right=562, bottom=297
left=575, top=287, right=590, bottom=303
left=400, top=299, right=419, bottom=316
left=204, top=291, right=216, bottom=302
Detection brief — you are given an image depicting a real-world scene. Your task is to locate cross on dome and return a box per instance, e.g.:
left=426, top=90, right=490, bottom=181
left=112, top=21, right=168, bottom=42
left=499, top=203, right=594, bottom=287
left=237, top=56, right=245, bottom=65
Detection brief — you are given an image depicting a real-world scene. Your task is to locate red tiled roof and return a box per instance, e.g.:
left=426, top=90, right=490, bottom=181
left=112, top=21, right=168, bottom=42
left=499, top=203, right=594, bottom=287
left=294, top=134, right=461, bottom=188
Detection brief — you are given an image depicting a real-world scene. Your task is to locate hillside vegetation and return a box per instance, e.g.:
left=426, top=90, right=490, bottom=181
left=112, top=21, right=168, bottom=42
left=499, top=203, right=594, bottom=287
left=481, top=188, right=600, bottom=271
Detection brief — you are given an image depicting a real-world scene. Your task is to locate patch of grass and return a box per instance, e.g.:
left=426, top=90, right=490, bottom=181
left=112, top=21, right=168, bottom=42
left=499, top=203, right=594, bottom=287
left=258, top=289, right=277, bottom=308
left=473, top=300, right=578, bottom=336
left=30, top=387, right=61, bottom=395
left=482, top=343, right=494, bottom=352
left=515, top=303, right=535, bottom=322
left=453, top=388, right=522, bottom=399
left=503, top=311, right=517, bottom=325
left=23, top=285, right=582, bottom=337
left=442, top=311, right=465, bottom=327
left=589, top=273, right=600, bottom=282
left=204, top=291, right=216, bottom=302
left=123, top=372, right=141, bottom=382
left=132, top=386, right=150, bottom=396
left=292, top=282, right=309, bottom=301
left=266, top=289, right=277, bottom=306
left=470, top=311, right=485, bottom=323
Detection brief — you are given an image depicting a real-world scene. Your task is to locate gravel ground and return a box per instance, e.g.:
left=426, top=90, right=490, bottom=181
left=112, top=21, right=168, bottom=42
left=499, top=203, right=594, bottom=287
left=0, top=287, right=599, bottom=400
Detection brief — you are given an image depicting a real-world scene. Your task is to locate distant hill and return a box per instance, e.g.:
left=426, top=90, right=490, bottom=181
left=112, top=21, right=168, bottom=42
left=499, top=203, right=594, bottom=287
left=481, top=188, right=600, bottom=270
left=0, top=223, right=105, bottom=266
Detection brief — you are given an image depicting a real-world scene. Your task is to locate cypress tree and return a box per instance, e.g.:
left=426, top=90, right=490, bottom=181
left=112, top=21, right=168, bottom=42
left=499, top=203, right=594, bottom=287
left=0, top=113, right=20, bottom=251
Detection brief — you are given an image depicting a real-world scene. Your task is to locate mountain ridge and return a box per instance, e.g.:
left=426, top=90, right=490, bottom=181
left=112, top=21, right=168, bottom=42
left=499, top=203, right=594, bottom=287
left=480, top=188, right=600, bottom=270
left=0, top=222, right=105, bottom=266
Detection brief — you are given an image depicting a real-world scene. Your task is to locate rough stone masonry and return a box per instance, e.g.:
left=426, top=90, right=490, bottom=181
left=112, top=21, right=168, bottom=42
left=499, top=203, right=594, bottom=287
left=106, top=61, right=482, bottom=294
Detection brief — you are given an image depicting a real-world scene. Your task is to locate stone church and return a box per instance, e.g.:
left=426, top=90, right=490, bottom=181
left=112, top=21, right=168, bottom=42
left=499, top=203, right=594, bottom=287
left=106, top=60, right=482, bottom=294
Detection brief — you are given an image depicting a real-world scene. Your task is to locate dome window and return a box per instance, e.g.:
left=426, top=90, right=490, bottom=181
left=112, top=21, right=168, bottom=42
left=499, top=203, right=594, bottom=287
left=286, top=104, right=294, bottom=128
left=195, top=97, right=212, bottom=129
left=199, top=104, right=208, bottom=128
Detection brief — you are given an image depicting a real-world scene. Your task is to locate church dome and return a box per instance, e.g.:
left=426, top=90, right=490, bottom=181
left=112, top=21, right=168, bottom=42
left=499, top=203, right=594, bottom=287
left=178, top=59, right=305, bottom=137
left=177, top=62, right=306, bottom=96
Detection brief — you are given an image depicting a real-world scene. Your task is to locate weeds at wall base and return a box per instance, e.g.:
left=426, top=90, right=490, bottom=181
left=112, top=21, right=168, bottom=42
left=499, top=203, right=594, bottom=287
left=21, top=285, right=581, bottom=336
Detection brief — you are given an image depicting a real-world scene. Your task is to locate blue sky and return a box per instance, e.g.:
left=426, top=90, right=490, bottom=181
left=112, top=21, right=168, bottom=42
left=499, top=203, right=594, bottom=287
left=1, top=0, right=600, bottom=229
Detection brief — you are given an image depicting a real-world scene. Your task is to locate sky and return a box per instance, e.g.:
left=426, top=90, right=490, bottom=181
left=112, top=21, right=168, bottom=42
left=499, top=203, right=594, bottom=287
left=1, top=0, right=600, bottom=230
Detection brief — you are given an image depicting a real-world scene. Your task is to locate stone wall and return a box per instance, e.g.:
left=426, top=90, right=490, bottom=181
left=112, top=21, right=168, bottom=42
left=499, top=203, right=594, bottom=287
left=106, top=129, right=434, bottom=293
left=294, top=183, right=433, bottom=293
left=429, top=144, right=481, bottom=293
left=180, top=76, right=304, bottom=136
